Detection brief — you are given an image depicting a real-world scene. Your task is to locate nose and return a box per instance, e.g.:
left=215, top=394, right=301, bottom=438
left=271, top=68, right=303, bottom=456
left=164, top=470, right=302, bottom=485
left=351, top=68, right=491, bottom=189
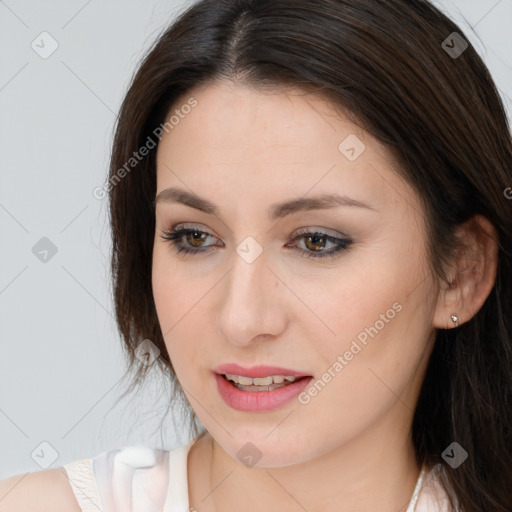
left=216, top=245, right=289, bottom=347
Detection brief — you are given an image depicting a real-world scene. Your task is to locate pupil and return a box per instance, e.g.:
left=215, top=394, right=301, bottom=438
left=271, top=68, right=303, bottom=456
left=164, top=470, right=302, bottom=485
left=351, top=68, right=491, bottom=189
left=187, top=231, right=206, bottom=247
left=306, top=234, right=325, bottom=251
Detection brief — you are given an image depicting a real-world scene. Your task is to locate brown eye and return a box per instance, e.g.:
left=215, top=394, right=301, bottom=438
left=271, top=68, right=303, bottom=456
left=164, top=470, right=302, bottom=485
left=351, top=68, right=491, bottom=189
left=303, top=233, right=328, bottom=252
left=159, top=226, right=219, bottom=255
left=185, top=230, right=209, bottom=248
left=160, top=226, right=352, bottom=259
left=288, top=229, right=353, bottom=259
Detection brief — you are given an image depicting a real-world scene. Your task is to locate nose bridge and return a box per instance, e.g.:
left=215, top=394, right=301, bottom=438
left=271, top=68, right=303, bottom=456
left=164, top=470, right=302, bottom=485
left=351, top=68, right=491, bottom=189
left=217, top=241, right=285, bottom=344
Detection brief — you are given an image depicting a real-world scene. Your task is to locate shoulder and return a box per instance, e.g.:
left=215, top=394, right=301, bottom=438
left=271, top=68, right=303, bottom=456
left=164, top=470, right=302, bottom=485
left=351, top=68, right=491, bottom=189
left=0, top=467, right=81, bottom=512
left=0, top=446, right=169, bottom=512
left=0, top=437, right=200, bottom=512
left=66, top=445, right=172, bottom=511
left=415, top=464, right=458, bottom=512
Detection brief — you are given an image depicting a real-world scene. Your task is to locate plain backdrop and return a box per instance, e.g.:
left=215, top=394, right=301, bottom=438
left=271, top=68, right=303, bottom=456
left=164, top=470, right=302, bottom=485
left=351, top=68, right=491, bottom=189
left=1, top=0, right=511, bottom=477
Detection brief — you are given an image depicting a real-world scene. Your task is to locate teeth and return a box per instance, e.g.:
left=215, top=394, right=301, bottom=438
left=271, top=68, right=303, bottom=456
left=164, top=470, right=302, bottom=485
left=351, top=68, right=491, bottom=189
left=225, top=373, right=297, bottom=385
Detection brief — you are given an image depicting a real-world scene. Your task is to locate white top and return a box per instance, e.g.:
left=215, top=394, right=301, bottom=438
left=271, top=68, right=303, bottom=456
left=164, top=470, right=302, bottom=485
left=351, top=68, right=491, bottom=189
left=64, top=437, right=454, bottom=511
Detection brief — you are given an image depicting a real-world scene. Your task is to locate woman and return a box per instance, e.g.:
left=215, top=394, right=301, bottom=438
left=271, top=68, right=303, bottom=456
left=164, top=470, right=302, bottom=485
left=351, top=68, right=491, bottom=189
left=1, top=0, right=511, bottom=510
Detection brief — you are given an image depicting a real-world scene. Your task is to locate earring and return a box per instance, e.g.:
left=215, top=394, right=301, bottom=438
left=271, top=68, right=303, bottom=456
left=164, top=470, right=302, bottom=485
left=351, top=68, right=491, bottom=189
left=450, top=314, right=459, bottom=327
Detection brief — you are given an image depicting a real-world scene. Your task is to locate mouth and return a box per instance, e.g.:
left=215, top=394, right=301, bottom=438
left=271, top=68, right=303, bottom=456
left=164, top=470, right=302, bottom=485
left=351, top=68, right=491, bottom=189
left=219, top=373, right=311, bottom=392
left=212, top=363, right=314, bottom=411
left=214, top=372, right=314, bottom=411
left=214, top=366, right=313, bottom=412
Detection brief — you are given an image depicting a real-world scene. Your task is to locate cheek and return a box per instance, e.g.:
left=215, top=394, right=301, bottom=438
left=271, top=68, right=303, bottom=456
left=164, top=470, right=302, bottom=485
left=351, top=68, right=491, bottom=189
left=152, top=247, right=185, bottom=359
left=151, top=244, right=211, bottom=377
left=311, top=231, right=430, bottom=363
left=151, top=242, right=197, bottom=323
left=296, top=297, right=428, bottom=447
left=152, top=245, right=174, bottom=328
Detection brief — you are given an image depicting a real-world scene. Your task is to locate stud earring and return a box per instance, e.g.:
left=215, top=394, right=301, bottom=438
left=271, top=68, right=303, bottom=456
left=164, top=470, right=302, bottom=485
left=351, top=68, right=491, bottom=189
left=450, top=314, right=459, bottom=327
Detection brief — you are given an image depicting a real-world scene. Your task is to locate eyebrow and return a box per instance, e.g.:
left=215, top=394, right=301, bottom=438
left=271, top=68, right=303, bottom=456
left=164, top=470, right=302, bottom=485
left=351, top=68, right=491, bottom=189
left=153, top=187, right=376, bottom=220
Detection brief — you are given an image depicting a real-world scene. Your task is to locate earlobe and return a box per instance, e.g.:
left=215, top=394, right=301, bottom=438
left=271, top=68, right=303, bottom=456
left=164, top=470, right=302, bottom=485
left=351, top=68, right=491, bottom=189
left=433, top=215, right=499, bottom=330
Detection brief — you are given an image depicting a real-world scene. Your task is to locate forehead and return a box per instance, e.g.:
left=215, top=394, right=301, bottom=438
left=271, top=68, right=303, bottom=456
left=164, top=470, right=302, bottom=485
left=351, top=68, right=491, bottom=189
left=159, top=79, right=367, bottom=154
left=154, top=79, right=417, bottom=216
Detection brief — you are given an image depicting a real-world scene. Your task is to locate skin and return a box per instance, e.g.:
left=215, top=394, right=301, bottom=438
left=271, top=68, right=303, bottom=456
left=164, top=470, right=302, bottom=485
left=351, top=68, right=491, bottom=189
left=151, top=79, right=498, bottom=512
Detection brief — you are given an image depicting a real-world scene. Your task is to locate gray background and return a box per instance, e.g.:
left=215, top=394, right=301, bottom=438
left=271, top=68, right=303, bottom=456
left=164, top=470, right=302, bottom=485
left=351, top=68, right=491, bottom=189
left=1, top=0, right=511, bottom=476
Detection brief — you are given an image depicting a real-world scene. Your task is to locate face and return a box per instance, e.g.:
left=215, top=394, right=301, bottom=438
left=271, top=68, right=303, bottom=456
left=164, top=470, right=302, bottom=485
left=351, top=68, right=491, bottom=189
left=152, top=79, right=439, bottom=467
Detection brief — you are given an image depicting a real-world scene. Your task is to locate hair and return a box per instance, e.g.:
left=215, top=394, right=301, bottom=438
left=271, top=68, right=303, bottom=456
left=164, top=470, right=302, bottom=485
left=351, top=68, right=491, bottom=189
left=107, top=0, right=512, bottom=509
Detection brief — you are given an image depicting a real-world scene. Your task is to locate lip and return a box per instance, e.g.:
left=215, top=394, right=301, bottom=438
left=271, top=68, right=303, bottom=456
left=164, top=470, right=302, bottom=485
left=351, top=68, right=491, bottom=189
left=214, top=373, right=314, bottom=412
left=213, top=363, right=311, bottom=378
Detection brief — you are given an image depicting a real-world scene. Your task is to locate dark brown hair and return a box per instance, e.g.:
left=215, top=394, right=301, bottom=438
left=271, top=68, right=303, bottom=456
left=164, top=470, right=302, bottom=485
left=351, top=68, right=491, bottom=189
left=107, top=0, right=512, bottom=509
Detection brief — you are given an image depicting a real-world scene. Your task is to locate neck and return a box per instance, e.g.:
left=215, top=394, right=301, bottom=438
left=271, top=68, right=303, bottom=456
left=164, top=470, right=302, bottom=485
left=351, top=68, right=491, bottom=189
left=200, top=409, right=421, bottom=512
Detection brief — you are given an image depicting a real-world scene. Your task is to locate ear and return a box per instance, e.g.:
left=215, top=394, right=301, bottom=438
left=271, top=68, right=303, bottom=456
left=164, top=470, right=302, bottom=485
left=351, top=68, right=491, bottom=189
left=433, top=215, right=499, bottom=330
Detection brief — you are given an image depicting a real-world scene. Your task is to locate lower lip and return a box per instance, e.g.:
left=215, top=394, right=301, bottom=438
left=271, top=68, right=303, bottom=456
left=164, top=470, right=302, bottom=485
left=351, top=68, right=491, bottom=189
left=214, top=373, right=313, bottom=411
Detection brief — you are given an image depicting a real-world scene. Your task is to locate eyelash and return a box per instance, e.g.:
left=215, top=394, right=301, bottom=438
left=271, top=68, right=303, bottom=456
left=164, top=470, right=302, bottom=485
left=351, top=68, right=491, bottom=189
left=159, top=225, right=353, bottom=259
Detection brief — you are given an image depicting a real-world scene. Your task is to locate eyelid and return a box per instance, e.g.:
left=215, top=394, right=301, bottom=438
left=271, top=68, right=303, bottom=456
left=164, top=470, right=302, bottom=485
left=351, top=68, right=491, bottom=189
left=169, top=222, right=349, bottom=241
left=293, top=226, right=351, bottom=239
left=174, top=223, right=223, bottom=246
left=160, top=223, right=353, bottom=260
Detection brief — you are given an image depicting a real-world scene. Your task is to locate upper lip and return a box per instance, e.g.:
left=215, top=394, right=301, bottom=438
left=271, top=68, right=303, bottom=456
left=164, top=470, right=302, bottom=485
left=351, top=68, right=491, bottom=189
left=213, top=363, right=311, bottom=378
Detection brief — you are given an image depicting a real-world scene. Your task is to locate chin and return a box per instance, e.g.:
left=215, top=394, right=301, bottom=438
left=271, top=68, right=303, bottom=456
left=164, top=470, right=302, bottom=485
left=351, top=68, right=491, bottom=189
left=216, top=433, right=315, bottom=469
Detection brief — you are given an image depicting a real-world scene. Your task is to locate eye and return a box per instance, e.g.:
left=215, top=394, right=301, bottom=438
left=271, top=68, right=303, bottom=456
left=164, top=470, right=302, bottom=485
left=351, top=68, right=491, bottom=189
left=159, top=224, right=353, bottom=259
left=287, top=228, right=353, bottom=259
left=159, top=224, right=221, bottom=256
